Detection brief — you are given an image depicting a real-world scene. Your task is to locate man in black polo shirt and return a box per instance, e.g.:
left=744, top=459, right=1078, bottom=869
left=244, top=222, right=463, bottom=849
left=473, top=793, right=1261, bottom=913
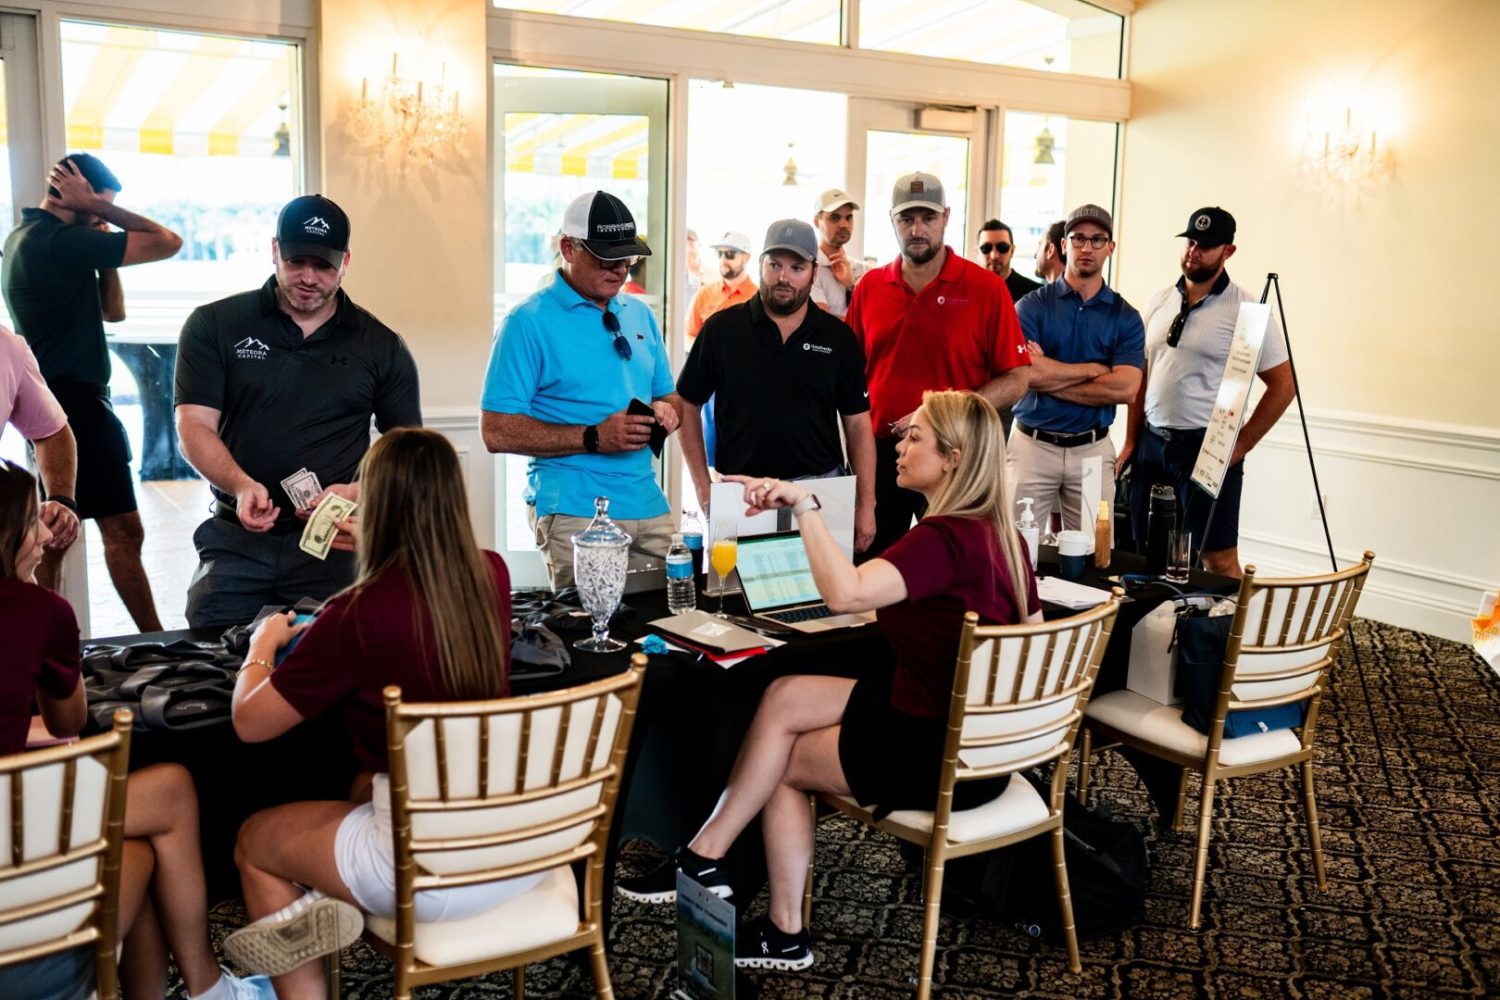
left=678, top=219, right=876, bottom=552
left=2, top=154, right=182, bottom=629
left=174, top=194, right=420, bottom=627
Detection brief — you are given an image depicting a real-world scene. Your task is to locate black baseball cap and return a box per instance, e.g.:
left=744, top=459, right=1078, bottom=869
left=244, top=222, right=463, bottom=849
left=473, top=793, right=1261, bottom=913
left=1176, top=207, right=1236, bottom=248
left=276, top=194, right=350, bottom=267
left=561, top=191, right=652, bottom=261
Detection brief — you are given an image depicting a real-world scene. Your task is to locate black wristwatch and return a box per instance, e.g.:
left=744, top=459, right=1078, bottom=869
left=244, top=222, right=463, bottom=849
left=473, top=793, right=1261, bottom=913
left=46, top=494, right=79, bottom=514
left=583, top=425, right=600, bottom=453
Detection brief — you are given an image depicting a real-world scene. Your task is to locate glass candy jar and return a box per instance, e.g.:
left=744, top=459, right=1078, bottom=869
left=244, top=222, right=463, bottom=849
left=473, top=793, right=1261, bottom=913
left=571, top=497, right=632, bottom=652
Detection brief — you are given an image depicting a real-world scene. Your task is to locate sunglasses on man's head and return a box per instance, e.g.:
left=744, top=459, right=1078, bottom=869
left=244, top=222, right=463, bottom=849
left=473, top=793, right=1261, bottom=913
left=978, top=241, right=1012, bottom=255
left=602, top=309, right=632, bottom=361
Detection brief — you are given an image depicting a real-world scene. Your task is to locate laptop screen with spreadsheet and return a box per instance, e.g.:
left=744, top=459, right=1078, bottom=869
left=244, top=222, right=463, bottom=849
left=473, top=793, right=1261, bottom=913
left=736, top=533, right=823, bottom=612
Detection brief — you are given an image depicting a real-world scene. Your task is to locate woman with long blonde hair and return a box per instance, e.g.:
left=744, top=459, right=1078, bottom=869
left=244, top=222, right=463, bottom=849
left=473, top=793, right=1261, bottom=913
left=226, top=428, right=529, bottom=998
left=619, top=389, right=1041, bottom=971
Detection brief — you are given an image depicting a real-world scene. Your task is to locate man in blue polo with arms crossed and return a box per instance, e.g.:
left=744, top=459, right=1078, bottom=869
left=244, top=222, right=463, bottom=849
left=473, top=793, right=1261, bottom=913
left=481, top=191, right=681, bottom=588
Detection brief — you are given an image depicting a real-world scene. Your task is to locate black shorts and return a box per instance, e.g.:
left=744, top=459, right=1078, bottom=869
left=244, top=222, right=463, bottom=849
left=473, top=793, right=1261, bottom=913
left=838, top=661, right=1007, bottom=820
left=47, top=381, right=136, bottom=520
left=1128, top=425, right=1244, bottom=554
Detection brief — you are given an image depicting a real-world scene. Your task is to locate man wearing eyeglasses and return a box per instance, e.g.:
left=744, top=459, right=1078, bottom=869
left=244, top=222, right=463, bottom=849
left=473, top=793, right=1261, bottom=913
left=1120, top=207, right=1293, bottom=578
left=481, top=190, right=681, bottom=589
left=1009, top=203, right=1145, bottom=534
left=976, top=219, right=1040, bottom=305
left=846, top=172, right=1032, bottom=557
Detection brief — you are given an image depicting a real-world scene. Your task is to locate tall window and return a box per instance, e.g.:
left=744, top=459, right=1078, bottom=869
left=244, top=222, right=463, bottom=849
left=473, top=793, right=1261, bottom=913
left=493, top=1, right=842, bottom=45
left=859, top=0, right=1123, bottom=78
left=1000, top=112, right=1119, bottom=281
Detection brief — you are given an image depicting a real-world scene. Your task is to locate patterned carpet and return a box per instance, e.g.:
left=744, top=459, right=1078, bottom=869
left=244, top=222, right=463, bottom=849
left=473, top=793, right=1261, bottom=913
left=204, top=619, right=1500, bottom=998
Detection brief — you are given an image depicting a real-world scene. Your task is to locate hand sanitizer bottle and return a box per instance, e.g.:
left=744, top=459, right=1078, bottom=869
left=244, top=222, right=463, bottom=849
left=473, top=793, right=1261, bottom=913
left=1017, top=497, right=1040, bottom=570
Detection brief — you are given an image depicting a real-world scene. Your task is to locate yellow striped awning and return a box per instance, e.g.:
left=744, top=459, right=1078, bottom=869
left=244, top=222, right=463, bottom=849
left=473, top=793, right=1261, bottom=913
left=504, top=112, right=649, bottom=181
left=61, top=21, right=296, bottom=159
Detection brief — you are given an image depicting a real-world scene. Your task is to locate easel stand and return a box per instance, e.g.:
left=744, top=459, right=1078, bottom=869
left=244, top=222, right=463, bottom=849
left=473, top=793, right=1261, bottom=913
left=1194, top=273, right=1394, bottom=794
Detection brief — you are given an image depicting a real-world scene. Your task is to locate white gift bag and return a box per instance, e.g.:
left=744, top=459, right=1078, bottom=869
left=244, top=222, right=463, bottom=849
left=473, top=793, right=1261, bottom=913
left=1126, top=596, right=1217, bottom=705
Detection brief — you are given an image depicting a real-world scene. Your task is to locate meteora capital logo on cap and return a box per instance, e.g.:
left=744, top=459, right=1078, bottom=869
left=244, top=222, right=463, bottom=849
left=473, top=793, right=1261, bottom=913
left=302, top=216, right=331, bottom=236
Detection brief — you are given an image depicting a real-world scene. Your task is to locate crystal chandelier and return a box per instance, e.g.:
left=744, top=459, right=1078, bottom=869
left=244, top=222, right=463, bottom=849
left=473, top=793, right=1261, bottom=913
left=351, top=54, right=467, bottom=170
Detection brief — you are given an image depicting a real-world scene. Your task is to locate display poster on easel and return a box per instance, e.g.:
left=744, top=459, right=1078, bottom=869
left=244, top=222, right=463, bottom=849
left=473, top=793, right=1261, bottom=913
left=672, top=871, right=735, bottom=1000
left=1190, top=302, right=1272, bottom=498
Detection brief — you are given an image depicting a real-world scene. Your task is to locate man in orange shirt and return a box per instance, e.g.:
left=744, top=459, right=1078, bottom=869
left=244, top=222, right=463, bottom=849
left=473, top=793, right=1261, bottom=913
left=686, top=231, right=756, bottom=339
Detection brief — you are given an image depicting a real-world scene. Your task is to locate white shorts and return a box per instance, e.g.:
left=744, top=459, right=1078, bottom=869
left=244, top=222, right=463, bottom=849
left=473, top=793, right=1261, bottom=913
left=333, top=775, right=544, bottom=922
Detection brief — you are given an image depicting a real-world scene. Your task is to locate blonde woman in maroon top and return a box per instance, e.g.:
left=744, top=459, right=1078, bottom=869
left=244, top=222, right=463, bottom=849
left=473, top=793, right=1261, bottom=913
left=619, top=390, right=1041, bottom=971
left=226, top=428, right=526, bottom=999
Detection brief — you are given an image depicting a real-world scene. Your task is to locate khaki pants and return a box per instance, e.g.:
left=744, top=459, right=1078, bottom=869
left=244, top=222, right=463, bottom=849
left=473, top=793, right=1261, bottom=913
left=527, top=506, right=676, bottom=590
left=1005, top=431, right=1116, bottom=533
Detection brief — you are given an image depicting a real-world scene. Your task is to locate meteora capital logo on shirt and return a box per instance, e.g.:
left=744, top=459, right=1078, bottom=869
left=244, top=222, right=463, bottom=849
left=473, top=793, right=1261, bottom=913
left=234, top=337, right=271, bottom=360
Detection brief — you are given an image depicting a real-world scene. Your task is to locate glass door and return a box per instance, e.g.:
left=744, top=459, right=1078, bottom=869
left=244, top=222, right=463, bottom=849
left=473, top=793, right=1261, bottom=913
left=846, top=98, right=985, bottom=270
left=492, top=64, right=668, bottom=588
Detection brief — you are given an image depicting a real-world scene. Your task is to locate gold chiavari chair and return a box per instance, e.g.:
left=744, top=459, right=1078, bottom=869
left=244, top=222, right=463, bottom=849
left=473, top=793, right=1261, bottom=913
left=347, top=657, right=645, bottom=1000
left=0, top=711, right=132, bottom=1000
left=806, top=596, right=1121, bottom=999
left=1077, top=553, right=1374, bottom=929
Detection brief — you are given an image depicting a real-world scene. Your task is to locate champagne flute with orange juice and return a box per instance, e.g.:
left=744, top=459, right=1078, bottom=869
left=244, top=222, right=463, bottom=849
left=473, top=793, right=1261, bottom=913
left=710, top=520, right=738, bottom=617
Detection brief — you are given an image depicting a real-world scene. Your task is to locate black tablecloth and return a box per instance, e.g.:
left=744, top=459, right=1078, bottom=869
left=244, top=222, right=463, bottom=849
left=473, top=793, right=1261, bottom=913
left=82, top=552, right=1235, bottom=902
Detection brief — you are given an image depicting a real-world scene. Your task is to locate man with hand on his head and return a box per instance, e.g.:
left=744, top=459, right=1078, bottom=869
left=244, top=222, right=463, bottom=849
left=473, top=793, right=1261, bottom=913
left=175, top=194, right=420, bottom=627
left=678, top=219, right=876, bottom=551
left=482, top=191, right=681, bottom=589
left=3, top=153, right=181, bottom=629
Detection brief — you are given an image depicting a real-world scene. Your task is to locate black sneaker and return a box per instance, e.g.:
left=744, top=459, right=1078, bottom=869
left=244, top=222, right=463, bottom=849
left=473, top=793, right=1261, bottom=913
left=735, top=916, right=814, bottom=971
left=616, top=846, right=733, bottom=904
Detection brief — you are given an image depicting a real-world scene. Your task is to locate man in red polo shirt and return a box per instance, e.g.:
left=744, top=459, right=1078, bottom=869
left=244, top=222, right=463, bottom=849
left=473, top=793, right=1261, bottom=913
left=846, top=172, right=1031, bottom=556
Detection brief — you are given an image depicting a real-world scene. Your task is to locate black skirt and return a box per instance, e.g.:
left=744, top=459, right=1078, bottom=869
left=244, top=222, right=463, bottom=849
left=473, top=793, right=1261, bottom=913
left=838, top=661, right=1008, bottom=820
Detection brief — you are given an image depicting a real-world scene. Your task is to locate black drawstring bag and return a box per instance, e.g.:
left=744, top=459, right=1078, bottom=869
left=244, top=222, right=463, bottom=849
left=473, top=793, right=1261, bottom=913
left=1175, top=607, right=1307, bottom=738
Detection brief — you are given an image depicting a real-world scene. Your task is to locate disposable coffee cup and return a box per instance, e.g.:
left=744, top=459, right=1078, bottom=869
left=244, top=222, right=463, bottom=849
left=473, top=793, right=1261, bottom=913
left=1057, top=530, right=1090, bottom=581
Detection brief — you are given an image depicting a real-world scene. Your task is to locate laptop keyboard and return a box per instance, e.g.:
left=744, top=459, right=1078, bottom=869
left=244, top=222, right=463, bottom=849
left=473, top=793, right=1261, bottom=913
left=764, top=605, right=836, bottom=624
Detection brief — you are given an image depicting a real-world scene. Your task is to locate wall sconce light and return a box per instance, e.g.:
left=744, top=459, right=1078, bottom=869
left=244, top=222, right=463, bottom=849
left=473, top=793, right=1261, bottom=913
left=351, top=53, right=466, bottom=169
left=1298, top=106, right=1385, bottom=184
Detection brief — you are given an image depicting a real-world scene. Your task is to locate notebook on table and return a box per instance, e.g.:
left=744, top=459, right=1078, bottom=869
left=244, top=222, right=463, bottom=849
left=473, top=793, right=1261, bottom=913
left=735, top=532, right=875, bottom=634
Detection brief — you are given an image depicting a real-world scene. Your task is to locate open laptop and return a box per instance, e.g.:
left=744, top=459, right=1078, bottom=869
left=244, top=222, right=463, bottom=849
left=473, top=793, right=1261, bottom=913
left=735, top=532, right=875, bottom=633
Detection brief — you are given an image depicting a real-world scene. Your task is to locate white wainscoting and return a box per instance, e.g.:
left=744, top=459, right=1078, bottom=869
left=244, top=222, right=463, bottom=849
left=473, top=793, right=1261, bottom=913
left=424, top=407, right=495, bottom=549
left=1236, top=408, right=1499, bottom=643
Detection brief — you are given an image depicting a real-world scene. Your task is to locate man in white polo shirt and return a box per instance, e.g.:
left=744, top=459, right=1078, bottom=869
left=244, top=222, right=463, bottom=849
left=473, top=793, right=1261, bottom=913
left=809, top=188, right=866, bottom=319
left=1119, top=207, right=1295, bottom=578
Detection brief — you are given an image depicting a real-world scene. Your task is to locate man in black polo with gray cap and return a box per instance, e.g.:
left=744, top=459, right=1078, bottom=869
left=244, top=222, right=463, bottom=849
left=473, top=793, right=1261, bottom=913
left=1119, top=206, right=1293, bottom=578
left=678, top=218, right=876, bottom=551
left=174, top=193, right=420, bottom=627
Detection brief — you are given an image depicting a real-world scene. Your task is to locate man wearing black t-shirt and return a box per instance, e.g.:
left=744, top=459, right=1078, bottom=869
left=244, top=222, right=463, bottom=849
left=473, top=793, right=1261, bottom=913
left=174, top=194, right=420, bottom=628
left=2, top=154, right=182, bottom=630
left=677, top=219, right=876, bottom=552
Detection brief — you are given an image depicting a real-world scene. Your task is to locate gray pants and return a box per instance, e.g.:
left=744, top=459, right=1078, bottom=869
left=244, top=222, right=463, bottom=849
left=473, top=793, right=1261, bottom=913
left=1005, top=431, right=1116, bottom=533
left=185, top=516, right=356, bottom=628
left=528, top=507, right=675, bottom=590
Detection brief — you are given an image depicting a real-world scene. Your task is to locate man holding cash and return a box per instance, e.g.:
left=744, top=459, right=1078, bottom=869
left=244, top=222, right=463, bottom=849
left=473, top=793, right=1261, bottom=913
left=174, top=194, right=420, bottom=627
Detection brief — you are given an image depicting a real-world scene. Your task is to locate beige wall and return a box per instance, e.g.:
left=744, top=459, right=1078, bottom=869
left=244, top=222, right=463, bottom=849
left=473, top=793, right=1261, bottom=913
left=1118, top=0, right=1499, bottom=428
left=318, top=0, right=491, bottom=411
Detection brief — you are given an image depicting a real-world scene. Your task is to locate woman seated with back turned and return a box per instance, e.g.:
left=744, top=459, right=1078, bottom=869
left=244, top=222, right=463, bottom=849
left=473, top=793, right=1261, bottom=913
left=0, top=461, right=271, bottom=1000
left=618, top=389, right=1041, bottom=970
left=225, top=428, right=538, bottom=999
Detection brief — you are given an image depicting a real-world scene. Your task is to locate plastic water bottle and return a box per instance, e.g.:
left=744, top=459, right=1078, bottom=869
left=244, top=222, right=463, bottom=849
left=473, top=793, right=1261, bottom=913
left=666, top=533, right=697, bottom=614
left=681, top=508, right=705, bottom=561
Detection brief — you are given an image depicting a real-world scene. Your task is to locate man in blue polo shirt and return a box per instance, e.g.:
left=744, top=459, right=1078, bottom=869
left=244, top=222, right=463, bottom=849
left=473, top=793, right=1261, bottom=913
left=1009, top=204, right=1144, bottom=532
left=481, top=191, right=681, bottom=588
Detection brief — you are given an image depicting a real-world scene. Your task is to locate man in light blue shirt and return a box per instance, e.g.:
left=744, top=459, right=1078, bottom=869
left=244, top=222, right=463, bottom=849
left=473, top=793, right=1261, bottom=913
left=482, top=191, right=681, bottom=587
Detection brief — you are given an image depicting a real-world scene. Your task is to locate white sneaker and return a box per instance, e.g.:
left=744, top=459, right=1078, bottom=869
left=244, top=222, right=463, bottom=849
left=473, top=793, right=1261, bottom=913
left=223, top=895, right=363, bottom=978
left=191, top=966, right=276, bottom=1000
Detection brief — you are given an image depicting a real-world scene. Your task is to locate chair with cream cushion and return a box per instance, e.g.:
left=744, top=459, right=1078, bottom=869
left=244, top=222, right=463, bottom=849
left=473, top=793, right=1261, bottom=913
left=1076, top=553, right=1374, bottom=930
left=360, top=657, right=645, bottom=1000
left=0, top=711, right=132, bottom=1000
left=806, top=596, right=1121, bottom=999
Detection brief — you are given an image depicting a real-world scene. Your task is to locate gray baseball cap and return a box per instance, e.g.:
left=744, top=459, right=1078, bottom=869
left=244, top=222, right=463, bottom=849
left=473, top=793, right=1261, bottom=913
left=1065, top=203, right=1114, bottom=238
left=891, top=172, right=946, bottom=216
left=761, top=219, right=818, bottom=262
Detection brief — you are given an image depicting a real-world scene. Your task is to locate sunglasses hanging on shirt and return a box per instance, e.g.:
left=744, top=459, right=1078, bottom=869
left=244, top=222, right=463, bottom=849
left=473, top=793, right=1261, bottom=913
left=603, top=309, right=632, bottom=361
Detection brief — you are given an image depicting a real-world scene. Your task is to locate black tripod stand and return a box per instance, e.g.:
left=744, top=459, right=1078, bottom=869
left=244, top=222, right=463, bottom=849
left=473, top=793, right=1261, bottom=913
left=1192, top=273, right=1393, bottom=793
